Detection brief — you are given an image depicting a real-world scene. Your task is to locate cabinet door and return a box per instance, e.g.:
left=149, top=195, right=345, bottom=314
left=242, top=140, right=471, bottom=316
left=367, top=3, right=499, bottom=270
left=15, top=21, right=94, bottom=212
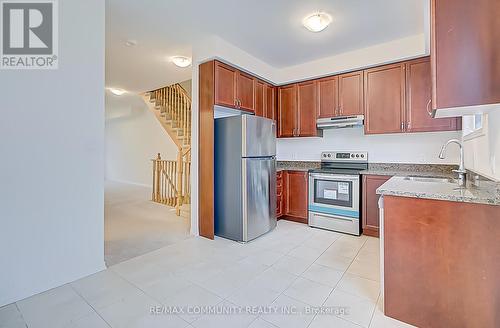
left=214, top=61, right=237, bottom=108
left=364, top=63, right=406, bottom=134
left=431, top=0, right=500, bottom=110
left=297, top=81, right=318, bottom=136
left=276, top=171, right=283, bottom=218
left=339, top=71, right=364, bottom=116
left=406, top=57, right=460, bottom=132
left=255, top=80, right=265, bottom=117
left=264, top=84, right=276, bottom=121
left=236, top=71, right=255, bottom=112
left=278, top=84, right=297, bottom=137
left=317, top=76, right=338, bottom=118
left=285, top=171, right=308, bottom=220
left=362, top=175, right=391, bottom=237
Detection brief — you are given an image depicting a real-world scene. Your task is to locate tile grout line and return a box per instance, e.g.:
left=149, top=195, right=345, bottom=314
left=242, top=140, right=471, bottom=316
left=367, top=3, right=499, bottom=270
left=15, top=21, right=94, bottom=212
left=69, top=284, right=114, bottom=328
left=241, top=231, right=345, bottom=328
left=14, top=302, right=28, bottom=328
left=367, top=291, right=382, bottom=328
left=305, top=235, right=372, bottom=328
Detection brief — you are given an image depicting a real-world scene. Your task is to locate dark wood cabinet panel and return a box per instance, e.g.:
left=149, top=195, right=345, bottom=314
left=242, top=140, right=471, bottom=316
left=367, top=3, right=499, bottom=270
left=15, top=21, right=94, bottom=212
left=284, top=171, right=308, bottom=222
left=276, top=171, right=283, bottom=218
left=431, top=0, right=500, bottom=110
left=364, top=63, right=406, bottom=134
left=264, top=84, right=276, bottom=121
left=198, top=61, right=216, bottom=239
left=362, top=175, right=391, bottom=237
left=214, top=61, right=237, bottom=108
left=278, top=84, right=297, bottom=137
left=317, top=76, right=338, bottom=118
left=255, top=80, right=265, bottom=117
left=236, top=71, right=255, bottom=112
left=384, top=196, right=500, bottom=328
left=339, top=71, right=364, bottom=116
left=405, top=57, right=460, bottom=132
left=297, top=81, right=318, bottom=137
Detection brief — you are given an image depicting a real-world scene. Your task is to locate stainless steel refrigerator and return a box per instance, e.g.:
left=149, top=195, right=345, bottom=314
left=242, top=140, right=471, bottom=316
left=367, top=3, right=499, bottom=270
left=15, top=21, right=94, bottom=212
left=214, top=114, right=277, bottom=242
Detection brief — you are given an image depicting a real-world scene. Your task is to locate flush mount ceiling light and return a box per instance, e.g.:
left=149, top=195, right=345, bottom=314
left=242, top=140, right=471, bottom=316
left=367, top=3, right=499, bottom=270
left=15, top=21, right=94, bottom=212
left=108, top=88, right=127, bottom=96
left=171, top=56, right=192, bottom=68
left=302, top=12, right=332, bottom=32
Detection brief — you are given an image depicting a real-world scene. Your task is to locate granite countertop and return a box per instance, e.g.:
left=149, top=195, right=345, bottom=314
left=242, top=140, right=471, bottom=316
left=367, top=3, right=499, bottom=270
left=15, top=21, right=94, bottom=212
left=377, top=176, right=500, bottom=206
left=360, top=163, right=457, bottom=178
left=277, top=161, right=320, bottom=172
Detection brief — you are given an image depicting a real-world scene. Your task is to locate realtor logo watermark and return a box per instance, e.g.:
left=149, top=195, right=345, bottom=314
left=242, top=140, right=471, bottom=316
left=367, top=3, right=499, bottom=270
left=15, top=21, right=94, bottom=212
left=0, top=0, right=58, bottom=69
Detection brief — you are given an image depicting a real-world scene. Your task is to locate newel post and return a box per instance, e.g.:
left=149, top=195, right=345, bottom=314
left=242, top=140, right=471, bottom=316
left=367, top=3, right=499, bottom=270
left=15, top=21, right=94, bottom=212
left=154, top=153, right=161, bottom=202
left=176, top=148, right=183, bottom=216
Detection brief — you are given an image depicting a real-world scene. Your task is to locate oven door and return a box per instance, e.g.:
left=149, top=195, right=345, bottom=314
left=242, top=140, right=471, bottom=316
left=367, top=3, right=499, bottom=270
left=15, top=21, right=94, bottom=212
left=308, top=173, right=360, bottom=218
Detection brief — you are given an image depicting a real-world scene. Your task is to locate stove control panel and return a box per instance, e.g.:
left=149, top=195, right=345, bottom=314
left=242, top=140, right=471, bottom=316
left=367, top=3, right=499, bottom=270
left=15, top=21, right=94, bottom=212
left=321, top=151, right=368, bottom=162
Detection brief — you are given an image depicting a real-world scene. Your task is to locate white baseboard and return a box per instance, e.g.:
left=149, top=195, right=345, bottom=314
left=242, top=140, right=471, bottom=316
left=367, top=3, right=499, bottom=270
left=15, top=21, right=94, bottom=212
left=105, top=179, right=151, bottom=188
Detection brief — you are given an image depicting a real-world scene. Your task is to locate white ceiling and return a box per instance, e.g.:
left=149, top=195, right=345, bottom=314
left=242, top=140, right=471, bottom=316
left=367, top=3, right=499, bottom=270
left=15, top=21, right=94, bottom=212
left=106, top=0, right=425, bottom=93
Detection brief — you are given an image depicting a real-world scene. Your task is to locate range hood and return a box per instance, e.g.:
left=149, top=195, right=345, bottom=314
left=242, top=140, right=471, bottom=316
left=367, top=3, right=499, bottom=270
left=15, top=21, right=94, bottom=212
left=317, top=115, right=364, bottom=129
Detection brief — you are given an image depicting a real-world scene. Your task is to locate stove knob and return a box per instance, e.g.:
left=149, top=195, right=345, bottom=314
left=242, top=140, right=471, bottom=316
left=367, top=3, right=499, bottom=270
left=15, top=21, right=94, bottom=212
left=323, top=154, right=327, bottom=158
left=327, top=154, right=331, bottom=158
left=351, top=154, right=355, bottom=158
left=361, top=154, right=365, bottom=158
left=356, top=154, right=360, bottom=158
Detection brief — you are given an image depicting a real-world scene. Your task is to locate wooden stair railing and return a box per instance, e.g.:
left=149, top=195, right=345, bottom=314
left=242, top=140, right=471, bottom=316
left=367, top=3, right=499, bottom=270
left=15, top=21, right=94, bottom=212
left=147, top=83, right=192, bottom=216
left=147, top=84, right=191, bottom=149
left=152, top=152, right=191, bottom=215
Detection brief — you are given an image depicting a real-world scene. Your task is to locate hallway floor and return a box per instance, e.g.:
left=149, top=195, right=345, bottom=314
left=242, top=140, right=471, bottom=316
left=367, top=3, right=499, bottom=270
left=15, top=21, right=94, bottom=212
left=104, top=181, right=191, bottom=266
left=0, top=220, right=415, bottom=328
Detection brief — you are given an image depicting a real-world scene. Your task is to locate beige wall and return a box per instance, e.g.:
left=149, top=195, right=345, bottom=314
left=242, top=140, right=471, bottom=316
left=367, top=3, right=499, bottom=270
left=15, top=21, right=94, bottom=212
left=105, top=93, right=179, bottom=186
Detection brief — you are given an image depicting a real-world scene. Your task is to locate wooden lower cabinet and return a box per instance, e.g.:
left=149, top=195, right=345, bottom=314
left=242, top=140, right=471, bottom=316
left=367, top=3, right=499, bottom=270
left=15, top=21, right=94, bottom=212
left=362, top=174, right=391, bottom=237
left=276, top=171, right=283, bottom=218
left=384, top=196, right=500, bottom=328
left=282, top=170, right=308, bottom=224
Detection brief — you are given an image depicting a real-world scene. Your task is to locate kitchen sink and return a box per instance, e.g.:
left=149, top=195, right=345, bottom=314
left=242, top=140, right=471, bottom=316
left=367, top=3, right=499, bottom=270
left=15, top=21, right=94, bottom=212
left=403, top=176, right=456, bottom=183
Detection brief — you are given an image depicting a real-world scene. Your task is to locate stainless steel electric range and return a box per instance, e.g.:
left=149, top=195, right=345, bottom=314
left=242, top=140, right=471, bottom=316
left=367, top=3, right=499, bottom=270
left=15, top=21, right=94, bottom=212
left=308, top=151, right=368, bottom=236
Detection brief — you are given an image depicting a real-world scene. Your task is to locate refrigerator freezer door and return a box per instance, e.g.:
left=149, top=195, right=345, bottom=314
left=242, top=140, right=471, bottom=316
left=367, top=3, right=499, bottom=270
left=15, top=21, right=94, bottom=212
left=242, top=115, right=276, bottom=157
left=242, top=157, right=277, bottom=241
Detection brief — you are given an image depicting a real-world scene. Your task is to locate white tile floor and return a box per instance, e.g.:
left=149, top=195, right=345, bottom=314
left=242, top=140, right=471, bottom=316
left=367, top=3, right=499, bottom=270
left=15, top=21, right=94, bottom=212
left=0, top=220, right=416, bottom=328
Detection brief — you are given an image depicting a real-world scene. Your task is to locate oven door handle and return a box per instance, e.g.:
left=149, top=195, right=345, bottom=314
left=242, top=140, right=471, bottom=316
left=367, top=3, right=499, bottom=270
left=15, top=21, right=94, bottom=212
left=309, top=174, right=359, bottom=181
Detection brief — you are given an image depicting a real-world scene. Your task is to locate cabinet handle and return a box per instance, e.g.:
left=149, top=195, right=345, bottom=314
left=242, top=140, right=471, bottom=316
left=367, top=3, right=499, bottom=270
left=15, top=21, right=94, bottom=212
left=407, top=121, right=411, bottom=131
left=401, top=122, right=405, bottom=132
left=426, top=99, right=432, bottom=117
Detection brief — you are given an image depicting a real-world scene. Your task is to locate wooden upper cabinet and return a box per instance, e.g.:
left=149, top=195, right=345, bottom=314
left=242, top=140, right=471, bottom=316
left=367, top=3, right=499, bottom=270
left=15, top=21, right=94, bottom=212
left=317, top=76, right=338, bottom=118
left=362, top=174, right=391, bottom=237
left=284, top=171, right=308, bottom=220
left=255, top=80, right=265, bottom=117
left=364, top=63, right=406, bottom=134
left=214, top=61, right=237, bottom=108
left=264, top=84, right=276, bottom=121
left=405, top=57, right=460, bottom=132
left=278, top=84, right=297, bottom=137
left=339, top=71, right=364, bottom=116
left=236, top=71, right=255, bottom=112
left=431, top=0, right=500, bottom=110
left=297, top=81, right=318, bottom=137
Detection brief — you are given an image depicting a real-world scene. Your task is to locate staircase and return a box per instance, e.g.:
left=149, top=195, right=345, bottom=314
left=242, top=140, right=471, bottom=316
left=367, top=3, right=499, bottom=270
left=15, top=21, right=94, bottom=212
left=144, top=83, right=191, bottom=215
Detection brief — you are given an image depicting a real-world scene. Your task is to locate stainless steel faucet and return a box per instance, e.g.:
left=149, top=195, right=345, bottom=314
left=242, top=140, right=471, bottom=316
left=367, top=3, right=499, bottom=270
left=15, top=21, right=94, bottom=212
left=439, top=139, right=467, bottom=187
